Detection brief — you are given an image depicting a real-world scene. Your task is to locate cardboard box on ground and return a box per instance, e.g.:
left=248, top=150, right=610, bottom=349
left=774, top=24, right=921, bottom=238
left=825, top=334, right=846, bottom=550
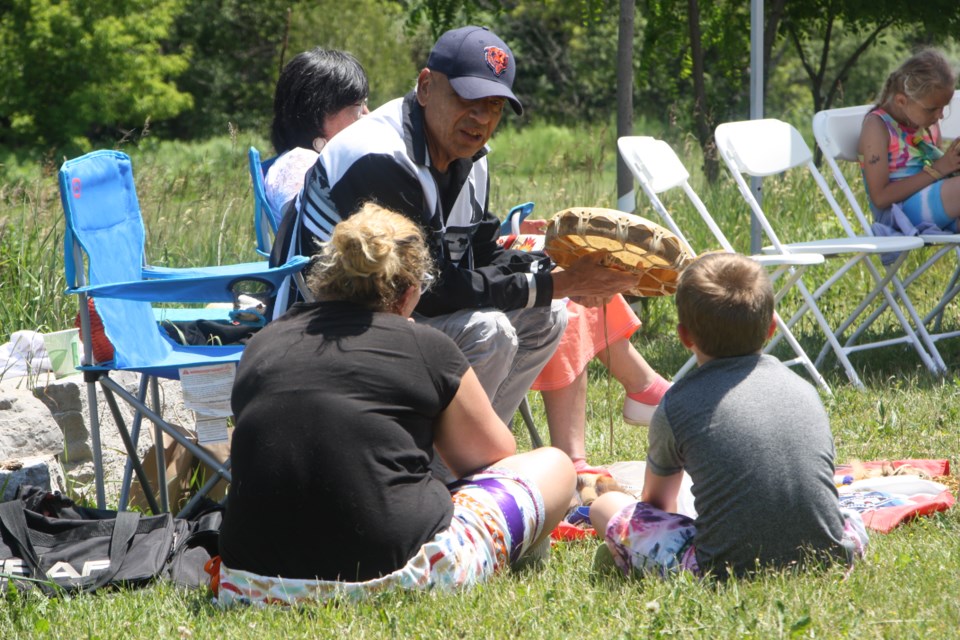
left=128, top=422, right=231, bottom=512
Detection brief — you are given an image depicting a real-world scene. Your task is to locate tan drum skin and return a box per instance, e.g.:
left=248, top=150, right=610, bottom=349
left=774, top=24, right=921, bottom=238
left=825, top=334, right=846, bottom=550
left=545, top=207, right=695, bottom=297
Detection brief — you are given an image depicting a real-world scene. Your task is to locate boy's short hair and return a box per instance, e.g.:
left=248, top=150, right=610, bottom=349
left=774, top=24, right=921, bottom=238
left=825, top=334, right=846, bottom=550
left=675, top=252, right=774, bottom=358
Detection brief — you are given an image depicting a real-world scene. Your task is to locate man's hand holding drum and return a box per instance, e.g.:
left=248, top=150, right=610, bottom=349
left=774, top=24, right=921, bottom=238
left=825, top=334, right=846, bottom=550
left=550, top=251, right=639, bottom=301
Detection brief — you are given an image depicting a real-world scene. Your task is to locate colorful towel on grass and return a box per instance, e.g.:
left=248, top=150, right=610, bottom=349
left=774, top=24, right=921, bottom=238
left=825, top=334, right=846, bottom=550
left=835, top=459, right=954, bottom=533
left=551, top=521, right=597, bottom=541
left=552, top=459, right=955, bottom=540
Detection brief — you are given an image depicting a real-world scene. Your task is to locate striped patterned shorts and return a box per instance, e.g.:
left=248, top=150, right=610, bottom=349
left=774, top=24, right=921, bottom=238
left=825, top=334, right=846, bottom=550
left=216, top=467, right=545, bottom=606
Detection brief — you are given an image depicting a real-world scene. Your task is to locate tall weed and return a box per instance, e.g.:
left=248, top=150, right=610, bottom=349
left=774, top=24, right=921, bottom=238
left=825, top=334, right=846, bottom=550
left=0, top=168, right=71, bottom=334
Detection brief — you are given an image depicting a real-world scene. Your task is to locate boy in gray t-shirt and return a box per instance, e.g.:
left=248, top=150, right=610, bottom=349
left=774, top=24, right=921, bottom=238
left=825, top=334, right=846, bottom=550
left=590, top=252, right=868, bottom=579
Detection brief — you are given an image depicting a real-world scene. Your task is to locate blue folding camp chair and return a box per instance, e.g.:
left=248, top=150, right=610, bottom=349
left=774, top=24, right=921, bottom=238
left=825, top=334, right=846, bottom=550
left=248, top=146, right=317, bottom=314
left=59, top=149, right=309, bottom=514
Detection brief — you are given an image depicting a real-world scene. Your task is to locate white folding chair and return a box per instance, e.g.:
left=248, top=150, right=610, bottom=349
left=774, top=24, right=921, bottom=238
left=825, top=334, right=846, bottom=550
left=714, top=118, right=941, bottom=388
left=617, top=136, right=831, bottom=392
left=814, top=94, right=960, bottom=348
left=936, top=90, right=960, bottom=325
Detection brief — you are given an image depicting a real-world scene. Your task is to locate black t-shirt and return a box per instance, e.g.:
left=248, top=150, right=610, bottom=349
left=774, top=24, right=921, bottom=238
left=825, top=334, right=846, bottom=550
left=219, top=300, right=470, bottom=581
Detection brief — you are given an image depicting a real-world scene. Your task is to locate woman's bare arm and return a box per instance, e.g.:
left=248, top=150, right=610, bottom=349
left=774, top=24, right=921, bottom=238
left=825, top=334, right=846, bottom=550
left=433, top=367, right=516, bottom=478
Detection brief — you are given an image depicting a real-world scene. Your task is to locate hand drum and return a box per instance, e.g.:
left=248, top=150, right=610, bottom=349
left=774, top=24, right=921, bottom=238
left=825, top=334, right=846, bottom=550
left=544, top=207, right=695, bottom=297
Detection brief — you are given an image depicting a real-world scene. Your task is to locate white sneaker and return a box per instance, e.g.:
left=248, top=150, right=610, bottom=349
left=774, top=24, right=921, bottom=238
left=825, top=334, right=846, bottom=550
left=622, top=396, right=658, bottom=426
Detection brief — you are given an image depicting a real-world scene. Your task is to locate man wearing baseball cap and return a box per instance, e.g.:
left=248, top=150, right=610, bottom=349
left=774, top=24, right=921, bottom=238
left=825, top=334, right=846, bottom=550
left=425, top=25, right=523, bottom=115
left=274, top=26, right=634, bottom=430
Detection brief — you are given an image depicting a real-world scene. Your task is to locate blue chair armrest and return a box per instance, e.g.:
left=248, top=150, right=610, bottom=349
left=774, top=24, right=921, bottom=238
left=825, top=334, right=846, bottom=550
left=71, top=256, right=310, bottom=303
left=500, top=202, right=536, bottom=236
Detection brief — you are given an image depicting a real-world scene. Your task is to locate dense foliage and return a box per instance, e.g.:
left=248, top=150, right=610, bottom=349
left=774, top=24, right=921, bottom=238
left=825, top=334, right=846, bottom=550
left=285, top=0, right=425, bottom=118
left=158, top=0, right=291, bottom=141
left=497, top=1, right=621, bottom=125
left=0, top=0, right=191, bottom=153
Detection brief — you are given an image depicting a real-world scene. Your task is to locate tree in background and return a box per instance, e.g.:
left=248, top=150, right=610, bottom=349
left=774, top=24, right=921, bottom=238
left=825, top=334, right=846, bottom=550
left=1, top=0, right=956, bottom=161
left=636, top=0, right=754, bottom=181
left=626, top=0, right=959, bottom=179
left=163, top=0, right=423, bottom=145
left=780, top=0, right=960, bottom=115
left=496, top=0, right=621, bottom=125
left=158, top=0, right=290, bottom=140
left=0, top=0, right=192, bottom=153
left=286, top=0, right=423, bottom=117
left=396, top=0, right=498, bottom=39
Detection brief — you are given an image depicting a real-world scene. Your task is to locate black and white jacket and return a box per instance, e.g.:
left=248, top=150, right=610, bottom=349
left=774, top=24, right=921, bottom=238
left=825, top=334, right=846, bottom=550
left=271, top=91, right=553, bottom=317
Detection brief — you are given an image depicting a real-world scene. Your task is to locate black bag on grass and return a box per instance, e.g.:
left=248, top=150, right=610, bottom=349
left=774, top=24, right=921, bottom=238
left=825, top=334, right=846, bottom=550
left=163, top=497, right=224, bottom=589
left=0, top=487, right=223, bottom=594
left=0, top=497, right=178, bottom=594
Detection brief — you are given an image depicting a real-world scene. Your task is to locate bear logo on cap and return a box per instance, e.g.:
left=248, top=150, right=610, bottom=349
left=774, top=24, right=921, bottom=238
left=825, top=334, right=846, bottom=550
left=484, top=46, right=509, bottom=77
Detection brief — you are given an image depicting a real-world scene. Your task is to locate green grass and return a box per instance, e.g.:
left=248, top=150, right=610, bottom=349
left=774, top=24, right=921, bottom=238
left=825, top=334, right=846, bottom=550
left=3, top=124, right=960, bottom=638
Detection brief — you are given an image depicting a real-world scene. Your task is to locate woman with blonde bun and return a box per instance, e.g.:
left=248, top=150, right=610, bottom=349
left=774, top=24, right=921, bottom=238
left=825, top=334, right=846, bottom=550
left=217, top=203, right=575, bottom=606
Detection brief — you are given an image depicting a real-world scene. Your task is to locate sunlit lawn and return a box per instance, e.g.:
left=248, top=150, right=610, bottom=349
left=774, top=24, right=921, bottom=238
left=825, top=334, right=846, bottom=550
left=2, top=125, right=960, bottom=638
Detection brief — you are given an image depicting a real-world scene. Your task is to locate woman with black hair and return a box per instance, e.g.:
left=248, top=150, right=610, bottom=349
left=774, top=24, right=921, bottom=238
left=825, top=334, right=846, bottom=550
left=265, top=48, right=370, bottom=217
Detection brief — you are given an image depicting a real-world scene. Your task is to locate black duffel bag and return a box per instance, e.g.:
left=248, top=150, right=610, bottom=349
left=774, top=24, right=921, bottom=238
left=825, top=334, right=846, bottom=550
left=0, top=494, right=177, bottom=595
left=0, top=487, right=220, bottom=595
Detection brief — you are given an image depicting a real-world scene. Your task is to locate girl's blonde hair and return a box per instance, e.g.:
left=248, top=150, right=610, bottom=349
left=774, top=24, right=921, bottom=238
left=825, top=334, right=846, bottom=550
left=877, top=48, right=957, bottom=107
left=307, top=202, right=434, bottom=311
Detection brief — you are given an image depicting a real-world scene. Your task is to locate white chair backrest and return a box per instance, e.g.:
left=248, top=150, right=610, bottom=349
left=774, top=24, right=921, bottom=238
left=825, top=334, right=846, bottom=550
left=716, top=118, right=859, bottom=247
left=812, top=104, right=871, bottom=162
left=940, top=89, right=960, bottom=140
left=617, top=136, right=728, bottom=254
left=618, top=136, right=688, bottom=192
left=812, top=105, right=875, bottom=232
left=714, top=118, right=812, bottom=176
left=616, top=136, right=688, bottom=243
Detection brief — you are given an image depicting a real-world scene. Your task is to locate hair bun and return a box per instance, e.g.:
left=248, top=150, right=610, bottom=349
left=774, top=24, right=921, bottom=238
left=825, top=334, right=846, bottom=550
left=333, top=219, right=393, bottom=278
left=307, top=203, right=434, bottom=311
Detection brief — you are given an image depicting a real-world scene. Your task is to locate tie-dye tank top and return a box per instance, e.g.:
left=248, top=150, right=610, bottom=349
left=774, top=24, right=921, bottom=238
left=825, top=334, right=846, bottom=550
left=859, top=108, right=943, bottom=180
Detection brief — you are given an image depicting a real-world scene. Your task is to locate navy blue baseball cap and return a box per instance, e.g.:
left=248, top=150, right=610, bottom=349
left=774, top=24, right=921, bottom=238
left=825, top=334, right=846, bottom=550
left=426, top=26, right=523, bottom=115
